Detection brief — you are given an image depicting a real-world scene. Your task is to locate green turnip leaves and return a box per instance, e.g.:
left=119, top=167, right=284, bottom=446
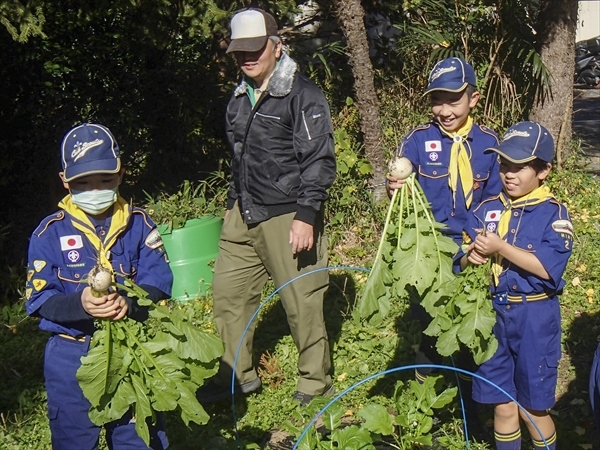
left=76, top=280, right=224, bottom=445
left=359, top=175, right=497, bottom=365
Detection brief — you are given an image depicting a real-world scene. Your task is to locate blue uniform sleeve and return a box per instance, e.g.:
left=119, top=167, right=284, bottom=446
left=534, top=203, right=573, bottom=289
left=26, top=221, right=81, bottom=317
left=452, top=209, right=481, bottom=273
left=397, top=132, right=420, bottom=171
left=481, top=153, right=503, bottom=200
left=131, top=211, right=173, bottom=299
left=38, top=291, right=90, bottom=323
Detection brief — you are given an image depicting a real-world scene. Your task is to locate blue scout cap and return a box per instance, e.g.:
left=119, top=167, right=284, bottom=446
left=424, top=57, right=477, bottom=94
left=485, top=121, right=554, bottom=163
left=61, top=123, right=121, bottom=182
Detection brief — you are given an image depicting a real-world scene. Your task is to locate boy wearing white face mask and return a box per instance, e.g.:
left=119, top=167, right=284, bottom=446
left=25, top=123, right=173, bottom=450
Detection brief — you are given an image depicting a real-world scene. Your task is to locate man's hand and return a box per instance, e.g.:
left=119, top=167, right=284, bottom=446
left=81, top=287, right=129, bottom=320
left=289, top=220, right=314, bottom=254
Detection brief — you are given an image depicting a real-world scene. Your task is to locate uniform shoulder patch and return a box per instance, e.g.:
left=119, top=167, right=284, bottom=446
left=552, top=219, right=573, bottom=237
left=145, top=228, right=165, bottom=250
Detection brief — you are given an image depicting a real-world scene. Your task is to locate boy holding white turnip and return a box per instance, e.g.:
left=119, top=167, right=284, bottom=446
left=25, top=123, right=173, bottom=449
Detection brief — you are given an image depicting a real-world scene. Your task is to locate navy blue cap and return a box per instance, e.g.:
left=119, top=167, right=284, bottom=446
left=424, top=57, right=477, bottom=94
left=61, top=123, right=121, bottom=182
left=485, top=121, right=554, bottom=163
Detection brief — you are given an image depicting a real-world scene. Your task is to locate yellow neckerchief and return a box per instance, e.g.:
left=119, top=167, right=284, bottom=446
left=491, top=185, right=555, bottom=286
left=58, top=194, right=131, bottom=272
left=439, top=116, right=474, bottom=209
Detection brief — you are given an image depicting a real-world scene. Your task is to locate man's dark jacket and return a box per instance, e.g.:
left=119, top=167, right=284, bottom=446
left=225, top=52, right=336, bottom=226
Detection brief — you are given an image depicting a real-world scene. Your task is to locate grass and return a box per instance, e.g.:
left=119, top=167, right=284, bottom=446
left=1, top=150, right=600, bottom=449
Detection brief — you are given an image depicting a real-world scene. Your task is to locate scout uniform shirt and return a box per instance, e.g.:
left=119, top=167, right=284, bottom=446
left=456, top=190, right=573, bottom=299
left=399, top=121, right=502, bottom=243
left=25, top=195, right=173, bottom=337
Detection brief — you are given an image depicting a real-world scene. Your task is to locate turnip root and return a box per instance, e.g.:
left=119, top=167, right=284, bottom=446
left=88, top=264, right=113, bottom=297
left=388, top=156, right=413, bottom=180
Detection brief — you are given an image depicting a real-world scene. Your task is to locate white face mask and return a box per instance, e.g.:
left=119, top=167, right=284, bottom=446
left=71, top=188, right=118, bottom=215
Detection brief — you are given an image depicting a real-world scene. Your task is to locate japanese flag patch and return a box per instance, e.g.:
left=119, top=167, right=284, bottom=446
left=60, top=235, right=83, bottom=251
left=425, top=140, right=442, bottom=152
left=485, top=210, right=501, bottom=222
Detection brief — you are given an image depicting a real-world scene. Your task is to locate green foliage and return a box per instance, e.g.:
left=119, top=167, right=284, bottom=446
left=284, top=374, right=457, bottom=449
left=0, top=0, right=46, bottom=42
left=144, top=173, right=228, bottom=230
left=359, top=176, right=456, bottom=322
left=329, top=126, right=373, bottom=228
left=393, top=0, right=550, bottom=130
left=76, top=279, right=224, bottom=445
left=423, top=263, right=498, bottom=365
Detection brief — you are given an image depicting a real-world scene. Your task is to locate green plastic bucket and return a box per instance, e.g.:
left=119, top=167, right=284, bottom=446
left=157, top=216, right=222, bottom=301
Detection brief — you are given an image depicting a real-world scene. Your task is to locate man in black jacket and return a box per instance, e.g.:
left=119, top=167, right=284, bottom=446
left=203, top=8, right=336, bottom=406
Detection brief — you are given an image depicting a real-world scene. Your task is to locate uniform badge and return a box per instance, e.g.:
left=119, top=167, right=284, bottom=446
left=552, top=219, right=574, bottom=237
left=27, top=270, right=34, bottom=281
left=425, top=140, right=441, bottom=152
left=429, top=152, right=439, bottom=162
left=26, top=288, right=32, bottom=300
left=484, top=210, right=501, bottom=222
left=32, top=279, right=47, bottom=291
left=67, top=250, right=81, bottom=263
left=486, top=222, right=497, bottom=232
left=145, top=229, right=165, bottom=250
left=60, top=235, right=83, bottom=251
left=461, top=231, right=472, bottom=245
left=473, top=181, right=480, bottom=191
left=33, top=260, right=46, bottom=272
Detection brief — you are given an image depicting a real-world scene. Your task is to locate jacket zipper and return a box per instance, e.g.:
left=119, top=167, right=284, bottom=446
left=301, top=110, right=312, bottom=140
left=255, top=112, right=281, bottom=120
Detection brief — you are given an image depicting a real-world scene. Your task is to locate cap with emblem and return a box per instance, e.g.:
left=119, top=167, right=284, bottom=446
left=424, top=57, right=477, bottom=94
left=226, top=8, right=279, bottom=54
left=485, top=121, right=554, bottom=163
left=61, top=123, right=121, bottom=182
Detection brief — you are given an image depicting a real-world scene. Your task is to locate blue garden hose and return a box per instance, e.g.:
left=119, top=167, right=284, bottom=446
left=226, top=265, right=550, bottom=450
left=290, top=363, right=549, bottom=450
left=230, top=266, right=370, bottom=447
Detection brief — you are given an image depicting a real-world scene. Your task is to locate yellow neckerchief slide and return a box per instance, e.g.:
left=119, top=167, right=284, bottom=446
left=58, top=195, right=131, bottom=272
left=491, top=185, right=555, bottom=286
left=439, top=116, right=474, bottom=209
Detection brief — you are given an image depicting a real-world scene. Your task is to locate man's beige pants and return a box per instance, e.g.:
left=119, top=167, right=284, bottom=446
left=212, top=203, right=332, bottom=395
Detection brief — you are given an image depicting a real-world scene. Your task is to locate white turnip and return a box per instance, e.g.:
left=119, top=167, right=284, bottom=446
left=88, top=264, right=112, bottom=297
left=388, top=156, right=413, bottom=180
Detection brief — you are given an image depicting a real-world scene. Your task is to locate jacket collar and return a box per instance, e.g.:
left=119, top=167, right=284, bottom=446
left=234, top=52, right=298, bottom=98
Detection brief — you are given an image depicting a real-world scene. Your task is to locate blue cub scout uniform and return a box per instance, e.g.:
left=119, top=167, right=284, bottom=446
left=456, top=195, right=573, bottom=410
left=26, top=207, right=172, bottom=336
left=399, top=122, right=502, bottom=243
left=25, top=203, right=172, bottom=450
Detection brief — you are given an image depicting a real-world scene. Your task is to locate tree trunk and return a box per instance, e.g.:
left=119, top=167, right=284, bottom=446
left=332, top=0, right=387, bottom=202
left=529, top=0, right=578, bottom=169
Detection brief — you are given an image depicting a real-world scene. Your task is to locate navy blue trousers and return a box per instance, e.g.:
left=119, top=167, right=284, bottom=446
left=45, top=334, right=168, bottom=450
